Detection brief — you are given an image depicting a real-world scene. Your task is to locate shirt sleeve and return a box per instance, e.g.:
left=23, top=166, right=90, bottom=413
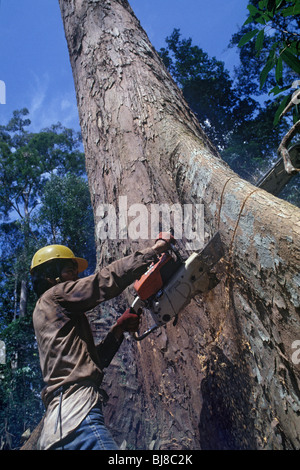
left=97, top=247, right=158, bottom=301
left=96, top=330, right=124, bottom=369
left=54, top=247, right=158, bottom=313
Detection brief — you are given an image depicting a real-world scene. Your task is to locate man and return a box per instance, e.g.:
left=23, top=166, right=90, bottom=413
left=30, top=235, right=172, bottom=450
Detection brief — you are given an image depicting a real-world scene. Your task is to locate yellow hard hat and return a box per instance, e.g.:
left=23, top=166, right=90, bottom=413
left=30, top=245, right=88, bottom=273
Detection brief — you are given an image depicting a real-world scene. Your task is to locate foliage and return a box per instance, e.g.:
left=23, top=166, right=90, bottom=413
left=160, top=29, right=258, bottom=150
left=0, top=108, right=85, bottom=221
left=0, top=316, right=44, bottom=449
left=159, top=29, right=291, bottom=183
left=160, top=2, right=300, bottom=191
left=222, top=97, right=290, bottom=180
left=0, top=109, right=96, bottom=448
left=235, top=0, right=300, bottom=125
left=35, top=173, right=96, bottom=274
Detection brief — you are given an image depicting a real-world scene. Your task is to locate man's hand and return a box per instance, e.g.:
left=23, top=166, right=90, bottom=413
left=152, top=231, right=176, bottom=254
left=113, top=307, right=140, bottom=336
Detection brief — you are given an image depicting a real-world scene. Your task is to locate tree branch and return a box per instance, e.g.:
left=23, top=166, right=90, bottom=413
left=277, top=119, right=300, bottom=174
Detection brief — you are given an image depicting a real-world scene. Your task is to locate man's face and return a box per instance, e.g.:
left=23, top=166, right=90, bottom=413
left=60, top=260, right=79, bottom=282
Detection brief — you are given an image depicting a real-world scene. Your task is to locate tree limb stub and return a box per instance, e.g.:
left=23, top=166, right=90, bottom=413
left=278, top=120, right=300, bottom=174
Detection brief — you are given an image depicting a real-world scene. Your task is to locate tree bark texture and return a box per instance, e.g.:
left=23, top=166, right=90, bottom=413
left=59, top=0, right=300, bottom=450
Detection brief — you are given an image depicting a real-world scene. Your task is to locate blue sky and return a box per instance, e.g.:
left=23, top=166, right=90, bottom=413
left=0, top=0, right=248, bottom=133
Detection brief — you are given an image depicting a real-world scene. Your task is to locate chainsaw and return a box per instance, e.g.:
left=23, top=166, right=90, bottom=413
left=130, top=232, right=224, bottom=341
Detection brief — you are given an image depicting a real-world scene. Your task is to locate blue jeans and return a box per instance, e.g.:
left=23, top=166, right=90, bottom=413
left=49, top=403, right=119, bottom=450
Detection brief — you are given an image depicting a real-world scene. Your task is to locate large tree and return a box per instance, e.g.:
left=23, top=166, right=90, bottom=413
left=57, top=0, right=300, bottom=450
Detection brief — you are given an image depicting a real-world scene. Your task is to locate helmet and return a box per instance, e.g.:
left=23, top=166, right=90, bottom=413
left=30, top=245, right=88, bottom=274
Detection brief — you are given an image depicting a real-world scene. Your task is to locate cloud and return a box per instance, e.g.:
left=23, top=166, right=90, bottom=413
left=29, top=72, right=48, bottom=115
left=28, top=71, right=80, bottom=132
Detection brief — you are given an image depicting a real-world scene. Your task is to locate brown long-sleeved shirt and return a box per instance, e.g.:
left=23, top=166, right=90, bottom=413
left=33, top=247, right=157, bottom=407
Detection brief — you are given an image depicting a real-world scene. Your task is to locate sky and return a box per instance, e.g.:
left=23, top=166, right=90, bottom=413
left=0, top=0, right=249, bottom=133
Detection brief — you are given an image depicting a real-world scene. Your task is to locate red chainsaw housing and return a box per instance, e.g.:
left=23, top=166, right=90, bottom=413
left=134, top=253, right=180, bottom=301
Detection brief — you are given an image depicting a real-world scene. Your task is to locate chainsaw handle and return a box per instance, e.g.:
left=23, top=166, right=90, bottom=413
left=131, top=296, right=144, bottom=314
left=169, top=242, right=184, bottom=263
left=130, top=296, right=159, bottom=341
left=132, top=324, right=159, bottom=341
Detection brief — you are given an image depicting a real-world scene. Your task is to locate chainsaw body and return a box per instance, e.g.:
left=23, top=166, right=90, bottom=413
left=131, top=232, right=224, bottom=340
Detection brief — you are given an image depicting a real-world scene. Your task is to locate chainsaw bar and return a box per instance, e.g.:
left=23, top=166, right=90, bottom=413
left=192, top=231, right=224, bottom=274
left=131, top=232, right=224, bottom=341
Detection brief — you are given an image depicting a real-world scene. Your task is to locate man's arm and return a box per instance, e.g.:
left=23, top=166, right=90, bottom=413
left=55, top=238, right=172, bottom=313
left=96, top=308, right=140, bottom=369
left=97, top=239, right=169, bottom=302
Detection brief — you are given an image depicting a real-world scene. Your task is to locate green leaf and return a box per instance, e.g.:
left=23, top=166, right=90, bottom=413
left=275, top=56, right=283, bottom=85
left=287, top=41, right=300, bottom=57
left=238, top=29, right=259, bottom=48
left=281, top=49, right=300, bottom=75
left=255, top=29, right=265, bottom=52
left=269, top=84, right=290, bottom=96
left=260, top=49, right=276, bottom=89
left=273, top=95, right=290, bottom=125
left=259, top=0, right=268, bottom=9
left=282, top=4, right=300, bottom=16
left=247, top=4, right=260, bottom=16
left=243, top=16, right=253, bottom=26
left=260, top=61, right=273, bottom=89
left=246, top=5, right=267, bottom=24
left=267, top=0, right=276, bottom=16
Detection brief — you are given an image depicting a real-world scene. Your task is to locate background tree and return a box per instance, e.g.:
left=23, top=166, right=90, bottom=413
left=0, top=109, right=96, bottom=449
left=159, top=29, right=258, bottom=152
left=159, top=28, right=296, bottom=188
left=235, top=0, right=300, bottom=121
left=58, top=0, right=300, bottom=450
left=35, top=173, right=96, bottom=274
left=232, top=0, right=300, bottom=178
left=0, top=109, right=88, bottom=313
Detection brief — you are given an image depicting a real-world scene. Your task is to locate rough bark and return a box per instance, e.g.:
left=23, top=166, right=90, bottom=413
left=58, top=0, right=300, bottom=450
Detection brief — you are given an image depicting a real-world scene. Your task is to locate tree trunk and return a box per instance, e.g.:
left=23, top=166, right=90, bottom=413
left=58, top=0, right=300, bottom=450
left=19, top=279, right=27, bottom=318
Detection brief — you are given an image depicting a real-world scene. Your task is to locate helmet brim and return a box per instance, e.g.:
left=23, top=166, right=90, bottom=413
left=74, top=257, right=89, bottom=273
